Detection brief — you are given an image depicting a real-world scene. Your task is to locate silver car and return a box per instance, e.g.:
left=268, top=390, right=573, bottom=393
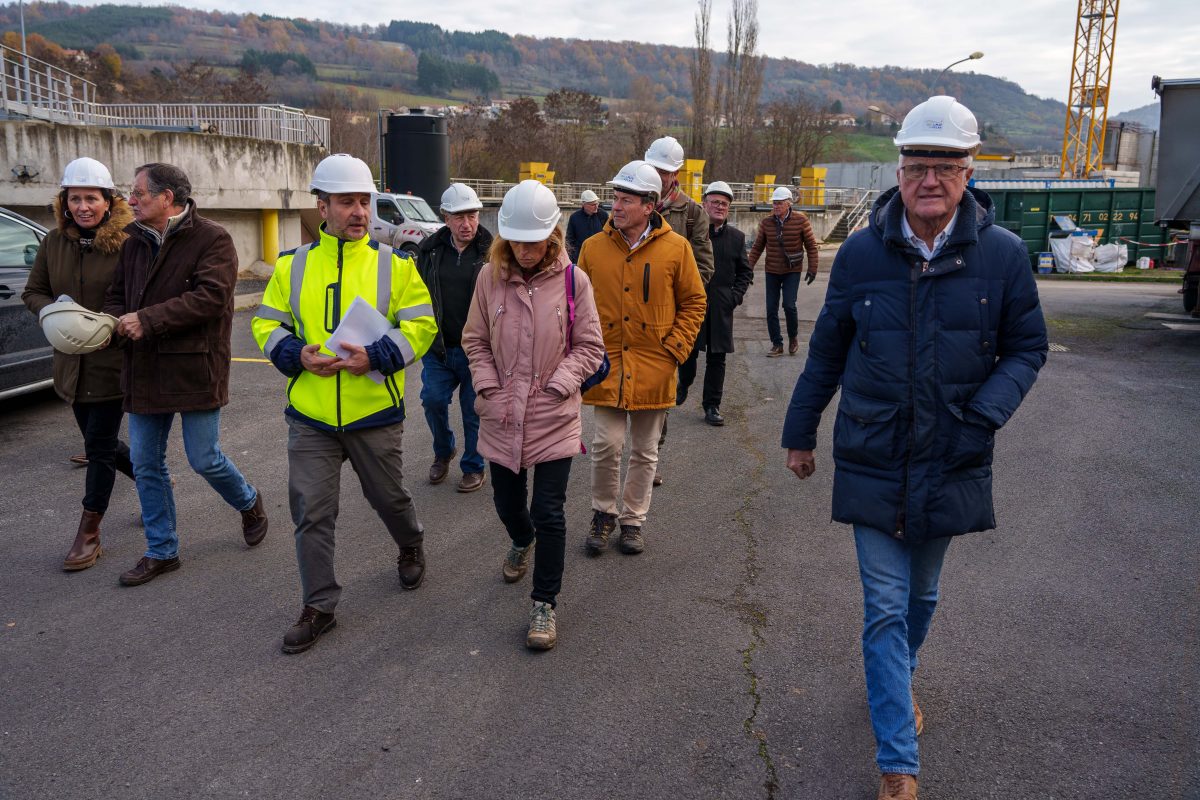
left=0, top=207, right=51, bottom=400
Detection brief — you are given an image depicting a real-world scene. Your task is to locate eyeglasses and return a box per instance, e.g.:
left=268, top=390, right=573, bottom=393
left=900, top=163, right=970, bottom=181
left=706, top=199, right=730, bottom=209
left=129, top=188, right=161, bottom=201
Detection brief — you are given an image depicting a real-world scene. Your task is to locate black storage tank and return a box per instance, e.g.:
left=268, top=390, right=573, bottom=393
left=384, top=109, right=449, bottom=207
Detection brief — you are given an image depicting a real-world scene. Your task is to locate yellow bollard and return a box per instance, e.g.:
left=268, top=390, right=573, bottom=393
left=261, top=209, right=279, bottom=266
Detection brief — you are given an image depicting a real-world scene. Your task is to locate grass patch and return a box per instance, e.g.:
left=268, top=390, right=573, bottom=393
left=823, top=132, right=898, bottom=163
left=1036, top=267, right=1183, bottom=283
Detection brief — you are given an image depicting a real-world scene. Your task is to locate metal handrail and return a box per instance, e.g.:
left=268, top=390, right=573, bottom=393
left=452, top=178, right=871, bottom=210
left=1, top=46, right=328, bottom=147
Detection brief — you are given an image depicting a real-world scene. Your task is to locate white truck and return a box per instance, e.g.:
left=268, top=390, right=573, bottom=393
left=368, top=192, right=443, bottom=255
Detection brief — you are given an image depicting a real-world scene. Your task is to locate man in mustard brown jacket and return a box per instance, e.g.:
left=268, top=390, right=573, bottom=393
left=577, top=160, right=707, bottom=556
left=748, top=186, right=821, bottom=356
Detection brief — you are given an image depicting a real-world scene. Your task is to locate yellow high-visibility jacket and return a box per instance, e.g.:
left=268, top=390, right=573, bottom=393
left=252, top=226, right=436, bottom=431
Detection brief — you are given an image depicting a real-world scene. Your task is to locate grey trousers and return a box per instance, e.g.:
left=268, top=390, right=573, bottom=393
left=287, top=418, right=423, bottom=612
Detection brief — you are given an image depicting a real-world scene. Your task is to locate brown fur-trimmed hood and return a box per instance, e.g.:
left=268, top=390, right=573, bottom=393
left=54, top=193, right=133, bottom=255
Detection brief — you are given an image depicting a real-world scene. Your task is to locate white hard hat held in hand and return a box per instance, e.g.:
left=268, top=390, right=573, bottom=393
left=497, top=180, right=562, bottom=242
left=608, top=160, right=662, bottom=199
left=644, top=136, right=686, bottom=172
left=894, top=95, right=980, bottom=153
left=310, top=154, right=377, bottom=195
left=39, top=300, right=119, bottom=355
left=61, top=158, right=115, bottom=190
left=441, top=183, right=483, bottom=214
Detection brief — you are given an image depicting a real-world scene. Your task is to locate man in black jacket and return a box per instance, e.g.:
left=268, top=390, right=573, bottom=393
left=416, top=183, right=493, bottom=492
left=565, top=189, right=607, bottom=262
left=677, top=181, right=753, bottom=426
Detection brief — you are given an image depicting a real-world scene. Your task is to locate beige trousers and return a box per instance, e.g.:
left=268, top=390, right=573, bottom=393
left=590, top=406, right=668, bottom=527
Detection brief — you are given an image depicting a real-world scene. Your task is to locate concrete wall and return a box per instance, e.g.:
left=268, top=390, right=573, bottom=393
left=1, top=120, right=322, bottom=275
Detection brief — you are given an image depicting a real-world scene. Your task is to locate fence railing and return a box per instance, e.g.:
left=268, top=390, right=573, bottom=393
left=452, top=178, right=872, bottom=211
left=1, top=45, right=328, bottom=147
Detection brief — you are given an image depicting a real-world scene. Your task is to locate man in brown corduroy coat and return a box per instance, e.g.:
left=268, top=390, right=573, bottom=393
left=748, top=187, right=821, bottom=356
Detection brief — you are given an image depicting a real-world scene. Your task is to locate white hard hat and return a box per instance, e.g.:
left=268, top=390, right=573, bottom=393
left=61, top=157, right=115, bottom=190
left=580, top=189, right=599, bottom=204
left=771, top=187, right=794, bottom=202
left=39, top=300, right=118, bottom=355
left=310, top=153, right=376, bottom=195
left=894, top=95, right=980, bottom=152
left=704, top=181, right=734, bottom=200
left=440, top=182, right=482, bottom=213
left=644, top=136, right=685, bottom=172
left=608, top=160, right=662, bottom=198
left=497, top=180, right=562, bottom=243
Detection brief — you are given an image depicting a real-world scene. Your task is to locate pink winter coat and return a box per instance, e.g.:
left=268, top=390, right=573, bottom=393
left=462, top=251, right=606, bottom=473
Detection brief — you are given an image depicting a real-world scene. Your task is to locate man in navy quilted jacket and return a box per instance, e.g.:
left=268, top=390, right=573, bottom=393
left=782, top=96, right=1047, bottom=800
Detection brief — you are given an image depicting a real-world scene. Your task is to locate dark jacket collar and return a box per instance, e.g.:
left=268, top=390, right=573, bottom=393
left=872, top=186, right=995, bottom=252
left=423, top=222, right=493, bottom=257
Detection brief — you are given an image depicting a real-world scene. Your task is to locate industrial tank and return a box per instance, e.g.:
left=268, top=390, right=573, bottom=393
left=383, top=109, right=449, bottom=207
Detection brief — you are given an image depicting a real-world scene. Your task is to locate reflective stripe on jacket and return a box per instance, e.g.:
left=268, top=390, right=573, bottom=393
left=251, top=226, right=436, bottom=431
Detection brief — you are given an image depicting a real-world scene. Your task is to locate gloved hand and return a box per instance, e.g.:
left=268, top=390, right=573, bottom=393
left=804, top=271, right=816, bottom=285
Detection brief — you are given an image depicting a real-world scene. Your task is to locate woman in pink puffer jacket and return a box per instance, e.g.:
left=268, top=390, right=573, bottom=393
left=462, top=181, right=605, bottom=651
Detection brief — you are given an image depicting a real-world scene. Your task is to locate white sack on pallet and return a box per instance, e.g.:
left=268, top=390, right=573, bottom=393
left=1092, top=243, right=1128, bottom=273
left=1050, top=235, right=1095, bottom=273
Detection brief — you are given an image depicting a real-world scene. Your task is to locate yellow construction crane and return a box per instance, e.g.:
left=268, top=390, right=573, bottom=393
left=1060, top=0, right=1120, bottom=178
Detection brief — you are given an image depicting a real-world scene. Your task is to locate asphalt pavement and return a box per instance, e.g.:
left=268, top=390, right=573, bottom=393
left=1, top=268, right=1197, bottom=799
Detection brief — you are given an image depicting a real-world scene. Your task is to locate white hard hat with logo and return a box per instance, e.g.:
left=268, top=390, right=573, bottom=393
left=704, top=181, right=734, bottom=200
left=771, top=187, right=794, bottom=202
left=580, top=189, right=599, bottom=204
left=39, top=300, right=119, bottom=355
left=497, top=180, right=562, bottom=242
left=894, top=95, right=981, bottom=152
left=608, top=160, right=662, bottom=198
left=440, top=183, right=483, bottom=213
left=61, top=158, right=115, bottom=190
left=310, top=154, right=376, bottom=194
left=644, top=136, right=686, bottom=172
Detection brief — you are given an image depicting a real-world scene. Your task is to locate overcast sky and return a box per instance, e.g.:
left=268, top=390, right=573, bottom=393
left=97, top=0, right=1199, bottom=113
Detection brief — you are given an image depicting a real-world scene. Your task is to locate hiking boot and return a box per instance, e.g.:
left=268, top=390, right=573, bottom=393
left=241, top=490, right=269, bottom=547
left=585, top=511, right=617, bottom=555
left=877, top=773, right=918, bottom=800
left=397, top=545, right=425, bottom=590
left=766, top=344, right=784, bottom=357
left=428, top=449, right=456, bottom=484
left=118, top=555, right=181, bottom=587
left=789, top=337, right=799, bottom=355
left=502, top=541, right=535, bottom=583
left=526, top=601, right=557, bottom=650
left=618, top=525, right=644, bottom=555
left=704, top=407, right=725, bottom=427
left=63, top=510, right=103, bottom=571
left=912, top=689, right=923, bottom=736
left=281, top=606, right=337, bottom=654
left=457, top=471, right=486, bottom=493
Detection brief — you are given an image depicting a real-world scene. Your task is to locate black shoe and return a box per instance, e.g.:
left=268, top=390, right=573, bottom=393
left=397, top=545, right=425, bottom=590
left=585, top=511, right=617, bottom=556
left=704, top=407, right=725, bottom=426
left=282, top=606, right=337, bottom=654
left=241, top=490, right=269, bottom=547
left=676, top=386, right=688, bottom=406
left=118, top=556, right=181, bottom=586
left=618, top=525, right=644, bottom=554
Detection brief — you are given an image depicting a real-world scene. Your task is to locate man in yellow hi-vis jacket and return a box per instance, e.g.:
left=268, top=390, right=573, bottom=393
left=252, top=154, right=437, bottom=654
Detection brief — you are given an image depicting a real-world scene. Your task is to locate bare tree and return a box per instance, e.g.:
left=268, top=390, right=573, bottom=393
left=718, top=0, right=765, bottom=180
left=762, top=91, right=841, bottom=180
left=623, top=75, right=660, bottom=158
left=689, top=0, right=714, bottom=159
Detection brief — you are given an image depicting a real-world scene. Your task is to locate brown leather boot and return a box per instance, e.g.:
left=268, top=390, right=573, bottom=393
left=877, top=773, right=918, bottom=800
left=63, top=510, right=104, bottom=571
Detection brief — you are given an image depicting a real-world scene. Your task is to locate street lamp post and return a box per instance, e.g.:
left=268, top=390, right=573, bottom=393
left=19, top=0, right=32, bottom=105
left=930, top=51, right=984, bottom=94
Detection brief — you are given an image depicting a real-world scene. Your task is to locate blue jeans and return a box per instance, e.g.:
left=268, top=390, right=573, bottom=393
left=765, top=272, right=801, bottom=347
left=854, top=524, right=952, bottom=775
left=128, top=409, right=257, bottom=560
left=419, top=347, right=483, bottom=475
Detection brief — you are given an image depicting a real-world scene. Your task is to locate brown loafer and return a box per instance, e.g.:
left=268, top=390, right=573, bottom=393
left=457, top=471, right=486, bottom=493
left=119, top=555, right=181, bottom=587
left=766, top=345, right=784, bottom=358
left=789, top=337, right=799, bottom=355
left=428, top=450, right=456, bottom=485
left=241, top=490, right=269, bottom=547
